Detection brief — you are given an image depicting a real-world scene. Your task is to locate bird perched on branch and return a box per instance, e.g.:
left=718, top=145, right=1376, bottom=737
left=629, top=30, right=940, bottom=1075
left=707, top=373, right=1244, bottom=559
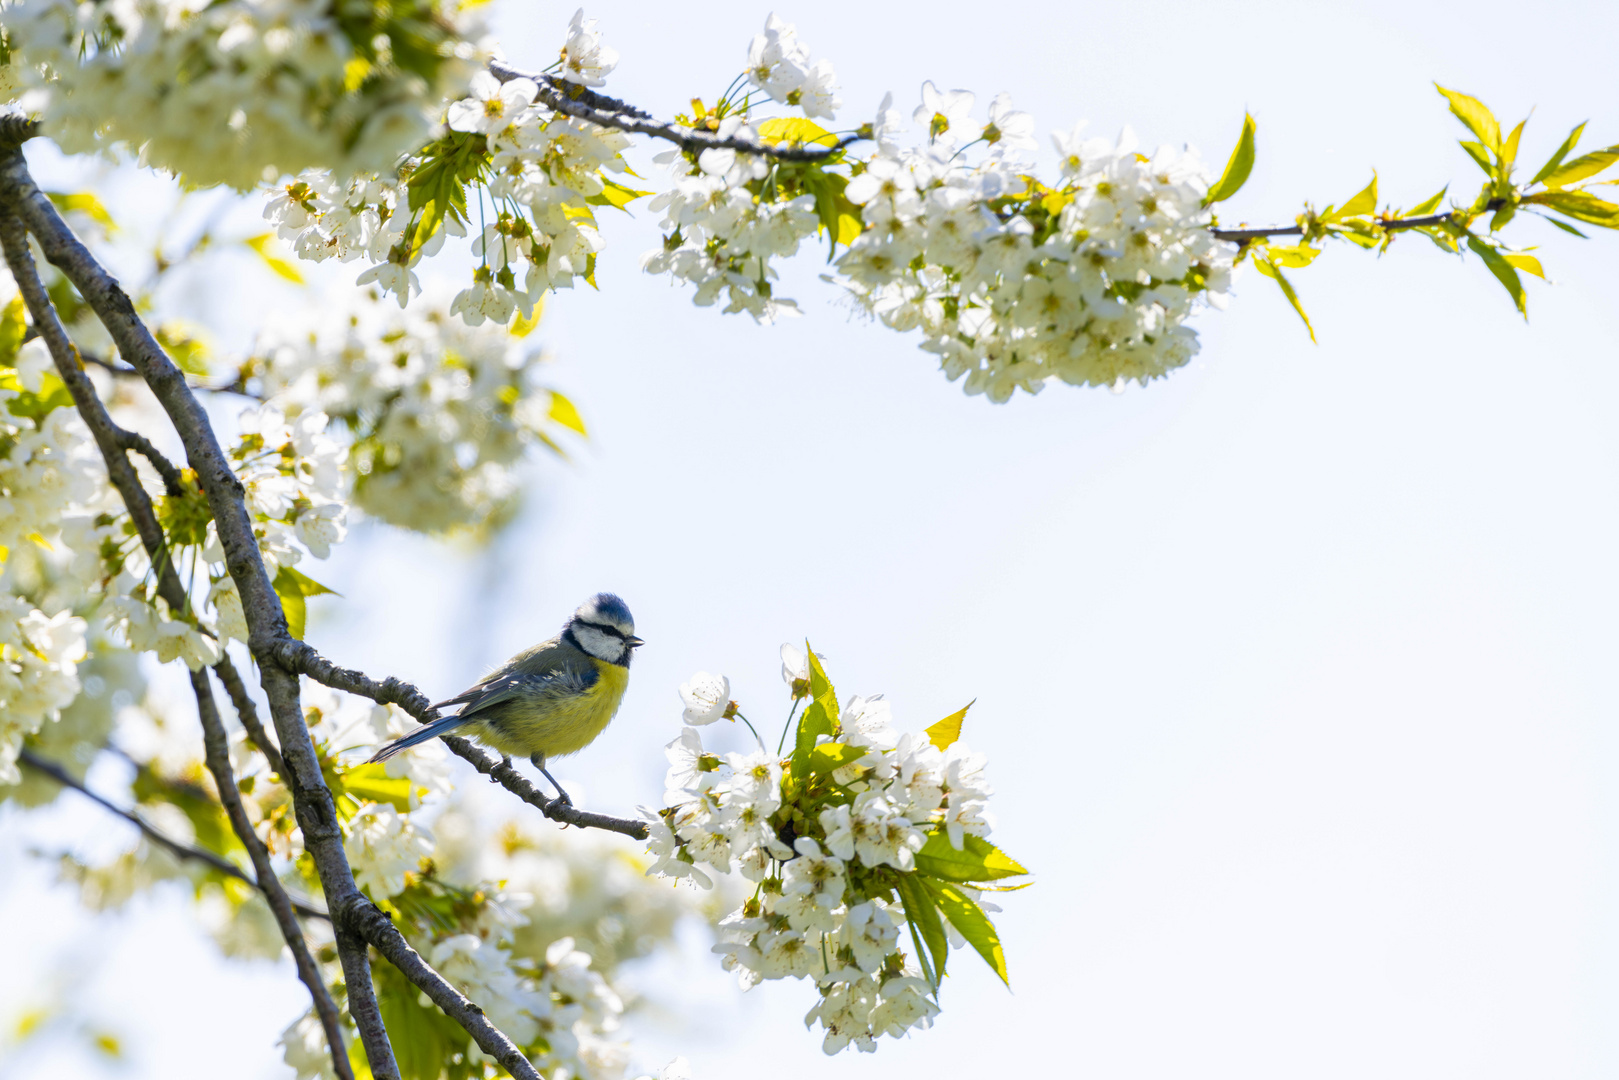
left=368, top=593, right=642, bottom=804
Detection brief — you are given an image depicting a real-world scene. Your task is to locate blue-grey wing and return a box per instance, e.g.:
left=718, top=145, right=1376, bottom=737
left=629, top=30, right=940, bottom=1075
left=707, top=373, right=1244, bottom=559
left=441, top=664, right=598, bottom=720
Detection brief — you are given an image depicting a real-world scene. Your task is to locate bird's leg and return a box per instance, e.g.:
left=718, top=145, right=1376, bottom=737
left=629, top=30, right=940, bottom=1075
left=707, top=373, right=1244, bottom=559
left=491, top=754, right=512, bottom=783
left=530, top=753, right=573, bottom=805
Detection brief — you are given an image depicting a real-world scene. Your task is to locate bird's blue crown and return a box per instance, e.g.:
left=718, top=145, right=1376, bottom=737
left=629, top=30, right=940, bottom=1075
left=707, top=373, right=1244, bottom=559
left=574, top=592, right=634, bottom=633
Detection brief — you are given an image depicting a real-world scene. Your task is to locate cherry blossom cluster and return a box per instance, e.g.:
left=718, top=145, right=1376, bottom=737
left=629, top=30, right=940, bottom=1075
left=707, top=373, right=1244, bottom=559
left=0, top=0, right=487, bottom=190
left=642, top=644, right=1024, bottom=1054
left=0, top=351, right=117, bottom=783
left=260, top=10, right=631, bottom=320
left=239, top=291, right=584, bottom=534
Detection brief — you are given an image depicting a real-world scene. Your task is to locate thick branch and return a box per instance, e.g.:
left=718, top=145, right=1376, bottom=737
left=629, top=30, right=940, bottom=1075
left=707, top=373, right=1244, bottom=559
left=192, top=668, right=354, bottom=1080
left=273, top=639, right=649, bottom=840
left=1, top=148, right=546, bottom=1080
left=491, top=61, right=860, bottom=163
left=0, top=112, right=41, bottom=147
left=17, top=747, right=329, bottom=921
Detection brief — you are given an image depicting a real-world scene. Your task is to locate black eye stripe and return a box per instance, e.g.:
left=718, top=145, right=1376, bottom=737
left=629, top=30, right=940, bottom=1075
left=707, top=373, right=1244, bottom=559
left=577, top=619, right=628, bottom=640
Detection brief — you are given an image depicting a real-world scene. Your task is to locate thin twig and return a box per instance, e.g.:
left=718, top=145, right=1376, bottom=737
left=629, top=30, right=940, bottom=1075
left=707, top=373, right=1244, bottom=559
left=491, top=61, right=861, bottom=163
left=271, top=639, right=650, bottom=840
left=17, top=747, right=330, bottom=921
left=216, top=651, right=287, bottom=780
left=192, top=668, right=355, bottom=1080
left=1210, top=210, right=1472, bottom=244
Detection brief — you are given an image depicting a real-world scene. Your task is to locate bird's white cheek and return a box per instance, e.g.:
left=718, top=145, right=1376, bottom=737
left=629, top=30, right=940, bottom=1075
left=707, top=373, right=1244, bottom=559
left=573, top=625, right=623, bottom=662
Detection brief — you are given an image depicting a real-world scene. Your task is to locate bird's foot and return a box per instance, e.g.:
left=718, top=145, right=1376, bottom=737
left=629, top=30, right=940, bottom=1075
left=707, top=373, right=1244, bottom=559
left=490, top=755, right=512, bottom=783
left=540, top=767, right=573, bottom=806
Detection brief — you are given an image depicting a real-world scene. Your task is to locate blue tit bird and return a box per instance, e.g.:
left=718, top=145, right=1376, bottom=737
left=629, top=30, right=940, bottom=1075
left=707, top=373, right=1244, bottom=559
left=367, top=593, right=642, bottom=804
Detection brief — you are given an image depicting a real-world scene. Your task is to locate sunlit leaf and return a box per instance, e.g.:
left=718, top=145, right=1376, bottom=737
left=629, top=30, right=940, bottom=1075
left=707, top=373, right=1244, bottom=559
left=1204, top=113, right=1256, bottom=206
left=1540, top=145, right=1619, bottom=189
left=1466, top=236, right=1527, bottom=317
left=925, top=701, right=971, bottom=750
left=1532, top=190, right=1619, bottom=227
left=1501, top=251, right=1546, bottom=280
left=1531, top=122, right=1586, bottom=185
left=757, top=116, right=840, bottom=148
left=925, top=880, right=1010, bottom=986
left=1436, top=84, right=1501, bottom=151
left=155, top=321, right=212, bottom=376
left=1332, top=174, right=1378, bottom=220
left=1253, top=251, right=1316, bottom=343
left=1458, top=140, right=1494, bottom=175
left=0, top=294, right=25, bottom=366
left=896, top=873, right=949, bottom=991
left=1406, top=186, right=1449, bottom=217
left=547, top=390, right=587, bottom=437
left=1500, top=119, right=1525, bottom=176
left=804, top=741, right=867, bottom=778
left=914, top=831, right=1029, bottom=882
left=585, top=177, right=654, bottom=212
left=793, top=644, right=839, bottom=776
left=336, top=762, right=417, bottom=813
left=46, top=191, right=117, bottom=234
left=242, top=233, right=305, bottom=284
left=273, top=566, right=338, bottom=639
left=1541, top=215, right=1588, bottom=238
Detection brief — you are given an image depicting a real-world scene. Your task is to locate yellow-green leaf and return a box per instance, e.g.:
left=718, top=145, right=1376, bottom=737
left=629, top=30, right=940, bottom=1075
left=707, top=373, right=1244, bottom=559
left=896, top=873, right=948, bottom=991
left=1253, top=252, right=1315, bottom=342
left=925, top=880, right=1009, bottom=986
left=757, top=116, right=839, bottom=148
left=1260, top=242, right=1320, bottom=269
left=1458, top=140, right=1494, bottom=175
left=1501, top=251, right=1545, bottom=280
left=155, top=321, right=212, bottom=376
left=273, top=566, right=339, bottom=640
left=804, top=741, right=866, bottom=778
left=242, top=233, right=305, bottom=284
left=547, top=390, right=587, bottom=436
left=336, top=762, right=416, bottom=813
left=1436, top=84, right=1501, bottom=152
left=925, top=701, right=971, bottom=750
left=1332, top=174, right=1378, bottom=220
left=1533, top=190, right=1619, bottom=228
left=1540, top=145, right=1619, bottom=189
left=46, top=191, right=117, bottom=234
left=509, top=300, right=543, bottom=338
left=793, top=643, right=840, bottom=776
left=1467, top=236, right=1527, bottom=317
left=1204, top=113, right=1256, bottom=207
left=1500, top=119, right=1525, bottom=176
left=0, top=294, right=25, bottom=366
left=1531, top=122, right=1586, bottom=185
left=915, top=831, right=1029, bottom=882
left=1406, top=186, right=1448, bottom=217
left=585, top=177, right=654, bottom=212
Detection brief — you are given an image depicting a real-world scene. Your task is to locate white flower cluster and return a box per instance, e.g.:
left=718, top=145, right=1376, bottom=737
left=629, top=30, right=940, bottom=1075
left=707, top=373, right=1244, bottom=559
left=644, top=645, right=999, bottom=1054
left=640, top=16, right=836, bottom=324
left=836, top=102, right=1237, bottom=400
left=3, top=0, right=486, bottom=190
left=246, top=291, right=578, bottom=534
left=0, top=376, right=112, bottom=783
left=261, top=10, right=629, bottom=321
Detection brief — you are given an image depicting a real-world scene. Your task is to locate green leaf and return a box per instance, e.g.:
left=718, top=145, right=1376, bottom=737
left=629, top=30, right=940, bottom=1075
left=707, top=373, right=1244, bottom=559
left=925, top=880, right=1010, bottom=986
left=896, top=873, right=949, bottom=992
left=1458, top=140, right=1494, bottom=175
left=1330, top=174, right=1378, bottom=220
left=1203, top=113, right=1256, bottom=207
left=0, top=294, right=26, bottom=366
left=804, top=741, right=866, bottom=778
left=1540, top=145, right=1619, bottom=189
left=1532, top=190, right=1619, bottom=228
left=1260, top=243, right=1320, bottom=269
left=756, top=116, right=839, bottom=148
left=242, top=233, right=305, bottom=284
left=1501, top=251, right=1546, bottom=280
left=1500, top=119, right=1525, bottom=177
left=546, top=390, right=587, bottom=436
left=802, top=167, right=865, bottom=255
left=792, top=643, right=839, bottom=777
left=155, top=321, right=212, bottom=376
left=1542, top=215, right=1588, bottom=238
left=1436, top=84, right=1501, bottom=152
left=4, top=371, right=74, bottom=422
left=585, top=177, right=654, bottom=212
left=374, top=960, right=474, bottom=1080
left=273, top=566, right=339, bottom=640
left=335, top=762, right=417, bottom=812
left=1406, top=186, right=1449, bottom=217
left=1252, top=251, right=1316, bottom=343
left=1531, top=122, right=1586, bottom=185
left=925, top=701, right=971, bottom=750
left=914, top=831, right=1029, bottom=882
left=1466, top=236, right=1527, bottom=317
left=46, top=191, right=117, bottom=234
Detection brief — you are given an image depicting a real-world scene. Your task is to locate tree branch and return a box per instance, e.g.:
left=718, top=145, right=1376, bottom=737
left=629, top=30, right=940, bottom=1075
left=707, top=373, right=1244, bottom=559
left=1, top=147, right=547, bottom=1080
left=491, top=61, right=861, bottom=163
left=215, top=650, right=288, bottom=780
left=1210, top=210, right=1466, bottom=244
left=272, top=639, right=650, bottom=840
left=192, top=667, right=355, bottom=1080
left=17, top=746, right=330, bottom=921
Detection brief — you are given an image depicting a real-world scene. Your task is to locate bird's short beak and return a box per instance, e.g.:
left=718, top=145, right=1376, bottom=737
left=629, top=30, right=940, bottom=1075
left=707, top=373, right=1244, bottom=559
left=627, top=636, right=646, bottom=648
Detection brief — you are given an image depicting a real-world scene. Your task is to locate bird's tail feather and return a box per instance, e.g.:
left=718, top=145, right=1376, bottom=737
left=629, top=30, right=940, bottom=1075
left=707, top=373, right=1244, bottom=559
left=367, top=714, right=468, bottom=763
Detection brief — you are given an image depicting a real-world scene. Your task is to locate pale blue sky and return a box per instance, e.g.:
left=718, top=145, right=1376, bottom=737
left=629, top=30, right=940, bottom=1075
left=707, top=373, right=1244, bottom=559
left=3, top=0, right=1617, bottom=1077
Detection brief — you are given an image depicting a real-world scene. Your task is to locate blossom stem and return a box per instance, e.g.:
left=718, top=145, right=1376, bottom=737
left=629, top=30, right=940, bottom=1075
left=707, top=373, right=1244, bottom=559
left=777, top=698, right=803, bottom=755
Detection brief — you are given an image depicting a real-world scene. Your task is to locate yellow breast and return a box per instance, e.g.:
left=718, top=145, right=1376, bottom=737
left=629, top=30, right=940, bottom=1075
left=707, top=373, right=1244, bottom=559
left=471, top=658, right=629, bottom=760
